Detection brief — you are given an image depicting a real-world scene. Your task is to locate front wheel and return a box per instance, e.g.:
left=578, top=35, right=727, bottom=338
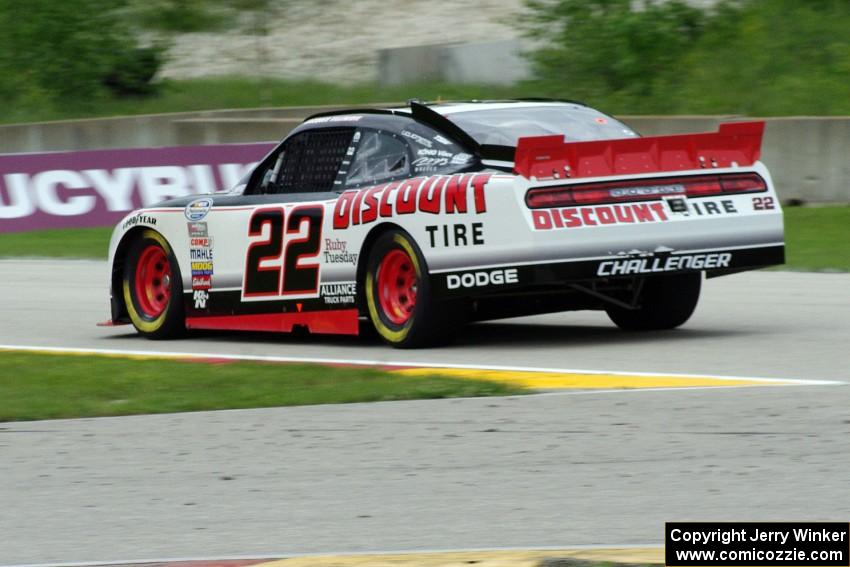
left=364, top=230, right=455, bottom=348
left=122, top=229, right=185, bottom=339
left=606, top=272, right=701, bottom=331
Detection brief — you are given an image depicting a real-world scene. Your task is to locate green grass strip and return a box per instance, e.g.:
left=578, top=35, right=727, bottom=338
left=781, top=205, right=850, bottom=272
left=0, top=351, right=526, bottom=422
left=0, top=226, right=112, bottom=259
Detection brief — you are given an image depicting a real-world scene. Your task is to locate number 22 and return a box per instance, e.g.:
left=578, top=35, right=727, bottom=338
left=243, top=206, right=323, bottom=297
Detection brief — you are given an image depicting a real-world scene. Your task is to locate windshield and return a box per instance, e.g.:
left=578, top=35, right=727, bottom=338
left=444, top=104, right=638, bottom=147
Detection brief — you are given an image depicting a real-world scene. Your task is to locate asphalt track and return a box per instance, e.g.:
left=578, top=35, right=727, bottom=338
left=1, top=260, right=849, bottom=564
left=0, top=259, right=848, bottom=380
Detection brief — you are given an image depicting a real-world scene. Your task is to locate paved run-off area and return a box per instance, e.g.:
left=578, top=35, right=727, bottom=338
left=0, top=261, right=848, bottom=564
left=1, top=385, right=848, bottom=564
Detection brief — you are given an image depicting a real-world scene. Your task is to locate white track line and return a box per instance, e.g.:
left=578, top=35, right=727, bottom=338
left=0, top=344, right=842, bottom=386
left=0, top=544, right=664, bottom=567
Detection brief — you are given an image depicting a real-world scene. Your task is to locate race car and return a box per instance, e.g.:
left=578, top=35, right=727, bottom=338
left=107, top=100, right=784, bottom=347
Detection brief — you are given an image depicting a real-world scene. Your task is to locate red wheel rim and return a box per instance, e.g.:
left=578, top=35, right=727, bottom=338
left=377, top=248, right=418, bottom=325
left=134, top=244, right=171, bottom=318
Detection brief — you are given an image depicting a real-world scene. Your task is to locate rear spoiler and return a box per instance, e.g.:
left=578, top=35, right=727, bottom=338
left=513, top=121, right=765, bottom=180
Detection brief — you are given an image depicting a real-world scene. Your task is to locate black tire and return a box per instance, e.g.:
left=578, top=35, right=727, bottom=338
left=606, top=272, right=701, bottom=331
left=364, top=229, right=456, bottom=348
left=122, top=229, right=185, bottom=339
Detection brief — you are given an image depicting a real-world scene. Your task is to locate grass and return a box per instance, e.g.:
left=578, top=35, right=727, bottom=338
left=0, top=78, right=535, bottom=125
left=0, top=226, right=112, bottom=259
left=1, top=207, right=847, bottom=272
left=781, top=205, right=850, bottom=272
left=0, top=351, right=525, bottom=422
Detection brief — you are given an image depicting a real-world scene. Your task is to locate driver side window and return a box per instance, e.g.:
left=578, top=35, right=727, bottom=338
left=345, top=130, right=410, bottom=188
left=251, top=127, right=355, bottom=195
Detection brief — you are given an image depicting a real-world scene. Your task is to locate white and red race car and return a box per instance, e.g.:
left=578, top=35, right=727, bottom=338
left=107, top=101, right=784, bottom=347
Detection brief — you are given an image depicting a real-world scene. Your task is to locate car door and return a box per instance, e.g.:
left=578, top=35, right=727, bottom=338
left=187, top=127, right=356, bottom=317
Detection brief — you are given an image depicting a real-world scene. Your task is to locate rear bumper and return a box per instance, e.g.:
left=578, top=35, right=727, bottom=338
left=431, top=243, right=784, bottom=298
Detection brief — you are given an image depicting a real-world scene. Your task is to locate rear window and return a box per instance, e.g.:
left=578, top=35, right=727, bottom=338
left=444, top=105, right=638, bottom=147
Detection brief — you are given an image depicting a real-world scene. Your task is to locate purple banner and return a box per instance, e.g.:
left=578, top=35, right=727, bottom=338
left=0, top=143, right=276, bottom=233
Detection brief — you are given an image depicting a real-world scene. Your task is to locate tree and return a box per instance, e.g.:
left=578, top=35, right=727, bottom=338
left=0, top=0, right=163, bottom=108
left=522, top=0, right=707, bottom=100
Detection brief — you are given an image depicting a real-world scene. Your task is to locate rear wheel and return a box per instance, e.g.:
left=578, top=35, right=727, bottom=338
left=122, top=229, right=185, bottom=339
left=606, top=272, right=701, bottom=331
left=364, top=230, right=455, bottom=348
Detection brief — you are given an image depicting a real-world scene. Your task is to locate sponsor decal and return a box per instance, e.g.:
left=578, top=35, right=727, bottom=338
left=121, top=213, right=157, bottom=230
left=188, top=219, right=214, bottom=290
left=597, top=252, right=732, bottom=276
left=184, top=197, right=213, bottom=221
left=446, top=268, right=519, bottom=290
left=610, top=184, right=685, bottom=198
left=401, top=130, right=433, bottom=148
left=190, top=261, right=214, bottom=274
left=189, top=248, right=213, bottom=260
left=412, top=148, right=459, bottom=172
left=192, top=275, right=211, bottom=290
left=433, top=135, right=452, bottom=145
left=425, top=222, right=484, bottom=247
left=532, top=202, right=668, bottom=230
left=304, top=115, right=363, bottom=124
left=187, top=222, right=208, bottom=237
left=333, top=173, right=491, bottom=230
left=323, top=238, right=358, bottom=265
left=666, top=197, right=739, bottom=217
left=0, top=144, right=267, bottom=233
left=193, top=289, right=209, bottom=309
left=320, top=282, right=357, bottom=305
left=450, top=153, right=473, bottom=166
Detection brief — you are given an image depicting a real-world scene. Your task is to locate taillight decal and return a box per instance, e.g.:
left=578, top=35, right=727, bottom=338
left=526, top=173, right=766, bottom=209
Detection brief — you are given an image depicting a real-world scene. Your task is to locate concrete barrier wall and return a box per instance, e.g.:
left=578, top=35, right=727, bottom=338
left=620, top=116, right=850, bottom=203
left=1, top=109, right=847, bottom=202
left=378, top=40, right=531, bottom=86
left=0, top=104, right=388, bottom=154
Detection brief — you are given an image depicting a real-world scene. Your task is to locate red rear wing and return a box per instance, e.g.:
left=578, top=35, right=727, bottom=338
left=513, top=121, right=765, bottom=180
